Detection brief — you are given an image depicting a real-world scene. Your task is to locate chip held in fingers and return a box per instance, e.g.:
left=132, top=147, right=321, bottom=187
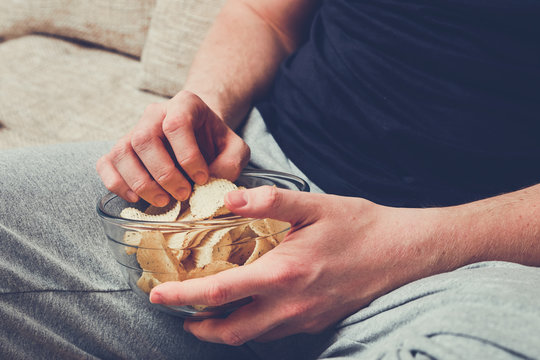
left=189, top=177, right=238, bottom=220
left=120, top=199, right=182, bottom=222
left=119, top=177, right=290, bottom=298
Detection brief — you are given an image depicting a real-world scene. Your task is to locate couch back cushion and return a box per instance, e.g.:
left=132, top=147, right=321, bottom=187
left=0, top=0, right=157, bottom=57
left=138, top=0, right=226, bottom=98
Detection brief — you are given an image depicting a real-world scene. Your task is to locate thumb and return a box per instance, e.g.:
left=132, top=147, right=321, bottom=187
left=224, top=186, right=320, bottom=225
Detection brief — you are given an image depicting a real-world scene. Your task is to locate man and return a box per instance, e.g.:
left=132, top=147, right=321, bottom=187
left=2, top=0, right=540, bottom=358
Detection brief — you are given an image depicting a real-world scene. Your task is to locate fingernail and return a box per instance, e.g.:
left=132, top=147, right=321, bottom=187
left=150, top=292, right=163, bottom=304
left=154, top=194, right=169, bottom=207
left=193, top=171, right=208, bottom=185
left=176, top=187, right=190, bottom=201
left=227, top=190, right=247, bottom=208
left=126, top=190, right=138, bottom=203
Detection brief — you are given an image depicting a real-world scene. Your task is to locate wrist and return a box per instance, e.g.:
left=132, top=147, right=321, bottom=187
left=384, top=206, right=470, bottom=284
left=179, top=85, right=249, bottom=130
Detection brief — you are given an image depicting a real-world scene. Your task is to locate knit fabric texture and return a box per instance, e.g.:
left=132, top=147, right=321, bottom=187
left=0, top=35, right=164, bottom=149
left=0, top=0, right=157, bottom=57
left=138, top=0, right=225, bottom=97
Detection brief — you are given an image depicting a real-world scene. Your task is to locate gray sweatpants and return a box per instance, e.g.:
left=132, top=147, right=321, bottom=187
left=1, top=111, right=540, bottom=360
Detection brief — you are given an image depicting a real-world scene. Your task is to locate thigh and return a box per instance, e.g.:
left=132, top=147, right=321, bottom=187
left=0, top=142, right=254, bottom=360
left=319, top=261, right=540, bottom=360
left=1, top=142, right=123, bottom=293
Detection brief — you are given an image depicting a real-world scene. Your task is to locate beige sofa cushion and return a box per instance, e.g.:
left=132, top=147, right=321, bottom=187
left=138, top=0, right=225, bottom=97
left=0, top=35, right=164, bottom=149
left=0, top=0, right=157, bottom=57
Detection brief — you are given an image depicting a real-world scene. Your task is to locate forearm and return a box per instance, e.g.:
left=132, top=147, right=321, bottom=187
left=427, top=184, right=540, bottom=271
left=182, top=0, right=318, bottom=129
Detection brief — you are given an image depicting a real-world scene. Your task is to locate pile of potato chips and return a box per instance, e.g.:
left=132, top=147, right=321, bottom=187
left=119, top=178, right=289, bottom=295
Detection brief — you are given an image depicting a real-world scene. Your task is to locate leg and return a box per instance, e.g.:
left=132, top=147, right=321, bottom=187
left=318, top=261, right=540, bottom=359
left=0, top=142, right=256, bottom=359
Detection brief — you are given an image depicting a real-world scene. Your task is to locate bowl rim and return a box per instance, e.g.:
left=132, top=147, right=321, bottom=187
left=96, top=168, right=309, bottom=228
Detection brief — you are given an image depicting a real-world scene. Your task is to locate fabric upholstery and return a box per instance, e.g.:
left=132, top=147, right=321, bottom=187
left=138, top=0, right=225, bottom=97
left=0, top=35, right=164, bottom=149
left=0, top=0, right=157, bottom=57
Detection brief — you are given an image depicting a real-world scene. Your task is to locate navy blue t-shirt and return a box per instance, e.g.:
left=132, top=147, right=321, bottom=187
left=256, top=0, right=540, bottom=207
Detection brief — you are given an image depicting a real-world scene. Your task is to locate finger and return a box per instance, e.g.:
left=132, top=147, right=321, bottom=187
left=110, top=139, right=170, bottom=207
left=183, top=299, right=285, bottom=346
left=208, top=131, right=250, bottom=181
left=163, top=92, right=211, bottom=185
left=225, top=186, right=322, bottom=226
left=132, top=132, right=192, bottom=202
left=130, top=103, right=192, bottom=201
left=96, top=154, right=139, bottom=203
left=149, top=260, right=272, bottom=307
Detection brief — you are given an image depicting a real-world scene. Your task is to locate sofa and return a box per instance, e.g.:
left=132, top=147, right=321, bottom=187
left=0, top=0, right=225, bottom=149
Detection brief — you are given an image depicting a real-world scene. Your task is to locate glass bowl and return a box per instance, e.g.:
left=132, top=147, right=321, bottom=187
left=97, top=169, right=309, bottom=318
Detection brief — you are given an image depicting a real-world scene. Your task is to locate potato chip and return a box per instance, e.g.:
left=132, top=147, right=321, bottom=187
left=176, top=207, right=195, bottom=222
left=227, top=238, right=256, bottom=265
left=137, top=272, right=162, bottom=294
left=189, top=178, right=237, bottom=220
left=117, top=176, right=293, bottom=312
left=244, top=237, right=275, bottom=265
left=145, top=199, right=182, bottom=216
left=249, top=218, right=290, bottom=246
left=120, top=200, right=182, bottom=222
left=264, top=218, right=290, bottom=242
left=180, top=253, right=197, bottom=273
left=233, top=224, right=258, bottom=242
left=165, top=232, right=191, bottom=262
left=184, top=229, right=211, bottom=248
left=136, top=231, right=185, bottom=282
left=191, top=227, right=234, bottom=267
left=187, top=260, right=238, bottom=280
left=123, top=231, right=142, bottom=255
left=227, top=223, right=251, bottom=242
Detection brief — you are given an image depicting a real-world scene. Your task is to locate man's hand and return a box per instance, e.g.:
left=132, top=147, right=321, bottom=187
left=96, top=91, right=250, bottom=206
left=149, top=186, right=450, bottom=344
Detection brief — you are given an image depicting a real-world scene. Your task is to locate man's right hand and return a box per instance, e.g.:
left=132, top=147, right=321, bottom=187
left=96, top=90, right=250, bottom=206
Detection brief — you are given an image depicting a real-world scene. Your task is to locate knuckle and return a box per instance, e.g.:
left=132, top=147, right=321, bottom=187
left=271, top=262, right=300, bottom=286
left=109, top=141, right=131, bottom=165
left=220, top=158, right=243, bottom=176
left=203, top=282, right=229, bottom=307
left=219, top=326, right=247, bottom=346
left=241, top=142, right=251, bottom=160
left=103, top=177, right=125, bottom=194
left=173, top=91, right=206, bottom=119
left=130, top=130, right=153, bottom=153
left=95, top=156, right=107, bottom=173
left=283, top=302, right=310, bottom=320
left=260, top=185, right=282, bottom=210
left=130, top=178, right=152, bottom=194
left=162, top=113, right=189, bottom=134
left=177, top=151, right=200, bottom=169
left=176, top=89, right=199, bottom=103
left=144, top=102, right=162, bottom=115
left=96, top=155, right=126, bottom=194
left=154, top=165, right=178, bottom=185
